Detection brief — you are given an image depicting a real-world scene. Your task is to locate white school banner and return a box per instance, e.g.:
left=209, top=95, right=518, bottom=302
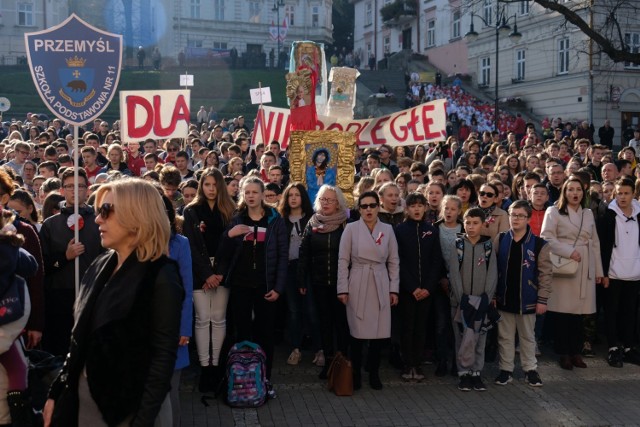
left=120, top=90, right=191, bottom=142
left=252, top=98, right=447, bottom=149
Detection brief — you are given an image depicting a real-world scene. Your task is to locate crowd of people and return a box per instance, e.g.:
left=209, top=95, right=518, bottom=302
left=1, top=108, right=640, bottom=425
left=405, top=77, right=520, bottom=138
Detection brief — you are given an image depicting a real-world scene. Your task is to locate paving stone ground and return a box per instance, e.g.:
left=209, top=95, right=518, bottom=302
left=178, top=342, right=640, bottom=426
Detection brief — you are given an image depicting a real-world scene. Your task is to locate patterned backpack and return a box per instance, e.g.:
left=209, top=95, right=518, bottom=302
left=226, top=341, right=268, bottom=407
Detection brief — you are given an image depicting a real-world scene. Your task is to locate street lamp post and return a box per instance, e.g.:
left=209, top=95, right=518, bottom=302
left=272, top=0, right=285, bottom=69
left=465, top=3, right=521, bottom=132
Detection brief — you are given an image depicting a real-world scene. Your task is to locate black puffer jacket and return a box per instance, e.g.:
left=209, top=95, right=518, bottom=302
left=297, top=221, right=344, bottom=289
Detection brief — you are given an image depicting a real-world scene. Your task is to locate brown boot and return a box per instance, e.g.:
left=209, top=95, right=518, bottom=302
left=571, top=354, right=587, bottom=368
left=559, top=355, right=573, bottom=370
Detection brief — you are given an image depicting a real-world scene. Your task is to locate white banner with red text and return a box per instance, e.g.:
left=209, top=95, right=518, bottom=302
left=252, top=98, right=447, bottom=149
left=120, top=90, right=191, bottom=142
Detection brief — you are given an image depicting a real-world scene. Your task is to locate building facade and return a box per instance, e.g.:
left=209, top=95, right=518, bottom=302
left=466, top=0, right=640, bottom=147
left=62, top=0, right=331, bottom=68
left=0, top=0, right=69, bottom=64
left=160, top=0, right=333, bottom=66
left=352, top=0, right=470, bottom=73
left=353, top=0, right=640, bottom=146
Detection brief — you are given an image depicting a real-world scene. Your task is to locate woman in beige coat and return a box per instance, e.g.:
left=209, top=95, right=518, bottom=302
left=338, top=191, right=400, bottom=391
left=541, top=176, right=603, bottom=370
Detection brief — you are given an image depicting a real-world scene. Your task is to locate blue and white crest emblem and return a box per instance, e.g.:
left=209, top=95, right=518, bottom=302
left=25, top=14, right=122, bottom=125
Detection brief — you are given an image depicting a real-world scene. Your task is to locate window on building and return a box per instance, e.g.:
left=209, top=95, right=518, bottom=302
left=213, top=42, right=228, bottom=49
left=625, top=32, right=640, bottom=69
left=483, top=0, right=493, bottom=27
left=516, top=49, right=525, bottom=80
left=187, top=39, right=203, bottom=48
left=558, top=37, right=570, bottom=74
left=249, top=2, right=261, bottom=23
left=384, top=36, right=391, bottom=54
left=427, top=20, right=436, bottom=47
left=519, top=1, right=529, bottom=15
left=18, top=2, right=34, bottom=26
left=214, top=0, right=224, bottom=20
left=189, top=0, right=200, bottom=18
left=285, top=5, right=295, bottom=26
left=481, top=57, right=491, bottom=86
left=366, top=1, right=372, bottom=26
left=312, top=6, right=319, bottom=27
left=452, top=9, right=461, bottom=39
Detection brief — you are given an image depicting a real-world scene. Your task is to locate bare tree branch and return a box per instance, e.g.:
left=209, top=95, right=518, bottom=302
left=533, top=0, right=640, bottom=64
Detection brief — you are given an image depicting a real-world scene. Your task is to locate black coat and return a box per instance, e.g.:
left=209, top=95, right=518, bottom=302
left=215, top=207, right=289, bottom=294
left=39, top=203, right=103, bottom=290
left=394, top=219, right=442, bottom=293
left=297, top=221, right=344, bottom=289
left=48, top=251, right=184, bottom=427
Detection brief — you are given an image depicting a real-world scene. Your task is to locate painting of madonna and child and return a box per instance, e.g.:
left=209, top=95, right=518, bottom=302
left=288, top=130, right=356, bottom=206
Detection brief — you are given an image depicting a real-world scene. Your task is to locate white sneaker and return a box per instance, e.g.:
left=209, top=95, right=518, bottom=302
left=287, top=348, right=302, bottom=365
left=312, top=350, right=325, bottom=367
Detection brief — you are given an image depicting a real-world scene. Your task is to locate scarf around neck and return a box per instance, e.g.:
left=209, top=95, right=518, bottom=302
left=481, top=204, right=497, bottom=219
left=308, top=210, right=347, bottom=233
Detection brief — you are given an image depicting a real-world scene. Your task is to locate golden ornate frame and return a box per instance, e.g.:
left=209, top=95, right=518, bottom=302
left=288, top=130, right=356, bottom=207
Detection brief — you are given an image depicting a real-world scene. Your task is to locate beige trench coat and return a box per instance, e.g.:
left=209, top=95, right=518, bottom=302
left=337, top=219, right=400, bottom=339
left=540, top=205, right=603, bottom=314
left=480, top=206, right=510, bottom=239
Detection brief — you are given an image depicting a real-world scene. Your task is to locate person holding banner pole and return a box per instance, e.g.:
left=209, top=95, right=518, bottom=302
left=40, top=168, right=103, bottom=356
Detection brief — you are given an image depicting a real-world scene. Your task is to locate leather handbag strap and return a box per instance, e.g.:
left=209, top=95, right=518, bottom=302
left=571, top=210, right=585, bottom=248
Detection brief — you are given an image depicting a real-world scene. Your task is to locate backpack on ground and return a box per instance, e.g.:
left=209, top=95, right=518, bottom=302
left=226, top=341, right=267, bottom=408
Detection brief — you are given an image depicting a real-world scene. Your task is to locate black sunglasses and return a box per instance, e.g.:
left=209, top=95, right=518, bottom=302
left=97, top=203, right=115, bottom=219
left=359, top=203, right=379, bottom=210
left=479, top=191, right=495, bottom=198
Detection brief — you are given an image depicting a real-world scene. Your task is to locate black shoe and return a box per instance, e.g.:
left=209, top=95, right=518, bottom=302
left=457, top=374, right=473, bottom=392
left=369, top=372, right=383, bottom=390
left=353, top=371, right=362, bottom=391
left=7, top=390, right=34, bottom=427
left=494, top=370, right=513, bottom=386
left=210, top=364, right=224, bottom=391
left=525, top=370, right=543, bottom=387
left=435, top=360, right=447, bottom=377
left=472, top=375, right=487, bottom=391
left=266, top=380, right=277, bottom=399
left=198, top=366, right=213, bottom=393
left=608, top=348, right=623, bottom=368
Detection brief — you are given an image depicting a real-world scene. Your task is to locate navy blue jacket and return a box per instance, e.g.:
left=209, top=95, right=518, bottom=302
left=394, top=219, right=442, bottom=293
left=215, top=207, right=289, bottom=294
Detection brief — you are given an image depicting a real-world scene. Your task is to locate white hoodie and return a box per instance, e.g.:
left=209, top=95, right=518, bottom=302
left=608, top=199, right=640, bottom=280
